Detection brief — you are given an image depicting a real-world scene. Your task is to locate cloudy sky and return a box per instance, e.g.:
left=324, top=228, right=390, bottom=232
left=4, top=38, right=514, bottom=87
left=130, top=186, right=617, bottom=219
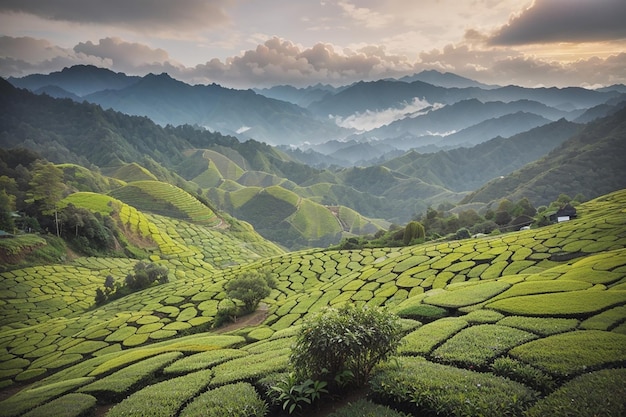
left=1, top=0, right=625, bottom=88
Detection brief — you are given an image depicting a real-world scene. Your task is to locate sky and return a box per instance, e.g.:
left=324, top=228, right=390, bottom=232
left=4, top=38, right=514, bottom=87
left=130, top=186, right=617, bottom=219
left=0, top=0, right=625, bottom=89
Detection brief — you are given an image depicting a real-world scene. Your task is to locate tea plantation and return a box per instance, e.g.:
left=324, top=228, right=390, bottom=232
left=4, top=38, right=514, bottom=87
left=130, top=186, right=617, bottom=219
left=1, top=189, right=625, bottom=416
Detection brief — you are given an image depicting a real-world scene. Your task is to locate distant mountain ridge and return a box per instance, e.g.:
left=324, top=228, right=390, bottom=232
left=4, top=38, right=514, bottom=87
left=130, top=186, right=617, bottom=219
left=8, top=65, right=624, bottom=155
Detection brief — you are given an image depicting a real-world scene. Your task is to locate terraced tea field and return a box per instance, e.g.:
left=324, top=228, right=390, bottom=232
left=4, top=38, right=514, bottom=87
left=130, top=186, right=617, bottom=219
left=1, top=189, right=625, bottom=416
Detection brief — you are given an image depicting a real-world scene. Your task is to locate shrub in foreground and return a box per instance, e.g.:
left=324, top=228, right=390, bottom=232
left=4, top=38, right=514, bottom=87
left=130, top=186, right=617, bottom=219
left=290, top=304, right=402, bottom=386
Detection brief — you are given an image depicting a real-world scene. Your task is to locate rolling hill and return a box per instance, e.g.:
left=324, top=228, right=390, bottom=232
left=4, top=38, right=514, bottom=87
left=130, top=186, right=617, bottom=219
left=1, top=187, right=625, bottom=416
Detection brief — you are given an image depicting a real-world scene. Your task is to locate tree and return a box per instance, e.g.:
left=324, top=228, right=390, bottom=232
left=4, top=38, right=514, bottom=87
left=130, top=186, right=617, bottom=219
left=0, top=189, right=16, bottom=232
left=403, top=221, right=425, bottom=245
left=225, top=269, right=275, bottom=313
left=26, top=161, right=65, bottom=236
left=290, top=304, right=402, bottom=387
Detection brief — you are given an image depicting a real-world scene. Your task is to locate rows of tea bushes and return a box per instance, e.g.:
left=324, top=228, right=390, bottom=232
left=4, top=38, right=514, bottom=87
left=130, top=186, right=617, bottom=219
left=110, top=181, right=220, bottom=226
left=0, top=190, right=625, bottom=416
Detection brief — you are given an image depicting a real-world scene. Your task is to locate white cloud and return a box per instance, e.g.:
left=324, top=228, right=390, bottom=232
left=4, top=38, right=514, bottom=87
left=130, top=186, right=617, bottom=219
left=331, top=98, right=439, bottom=131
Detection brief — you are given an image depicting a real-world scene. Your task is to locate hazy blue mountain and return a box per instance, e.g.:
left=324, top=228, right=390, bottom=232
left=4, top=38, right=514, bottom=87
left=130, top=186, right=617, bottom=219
left=8, top=65, right=140, bottom=96
left=307, top=79, right=618, bottom=119
left=83, top=72, right=350, bottom=146
left=363, top=99, right=575, bottom=141
left=33, top=85, right=81, bottom=101
left=327, top=141, right=398, bottom=165
left=253, top=84, right=339, bottom=107
left=382, top=118, right=582, bottom=192
left=398, top=70, right=496, bottom=89
left=435, top=112, right=552, bottom=147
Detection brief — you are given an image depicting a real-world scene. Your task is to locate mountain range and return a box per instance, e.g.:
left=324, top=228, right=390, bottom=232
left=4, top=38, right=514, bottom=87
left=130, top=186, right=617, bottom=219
left=3, top=66, right=626, bottom=248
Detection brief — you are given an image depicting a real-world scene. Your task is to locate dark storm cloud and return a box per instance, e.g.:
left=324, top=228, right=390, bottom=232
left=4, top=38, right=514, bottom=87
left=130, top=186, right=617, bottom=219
left=489, top=0, right=626, bottom=45
left=0, top=0, right=233, bottom=29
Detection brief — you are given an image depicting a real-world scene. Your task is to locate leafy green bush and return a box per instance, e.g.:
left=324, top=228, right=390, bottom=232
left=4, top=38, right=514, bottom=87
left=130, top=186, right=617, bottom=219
left=209, top=348, right=290, bottom=387
left=179, top=382, right=268, bottom=417
left=490, top=357, right=555, bottom=393
left=423, top=281, right=510, bottom=308
left=497, top=316, right=579, bottom=336
left=268, top=372, right=328, bottom=414
left=162, top=349, right=247, bottom=375
left=398, top=317, right=468, bottom=356
left=509, top=330, right=626, bottom=377
left=106, top=369, right=213, bottom=417
left=78, top=352, right=182, bottom=401
left=290, top=304, right=402, bottom=386
left=369, top=356, right=537, bottom=417
left=525, top=368, right=626, bottom=417
left=486, top=290, right=626, bottom=316
left=225, top=269, right=276, bottom=313
left=432, top=324, right=536, bottom=368
left=328, top=399, right=410, bottom=417
left=0, top=377, right=94, bottom=417
left=20, top=393, right=96, bottom=417
left=392, top=297, right=447, bottom=321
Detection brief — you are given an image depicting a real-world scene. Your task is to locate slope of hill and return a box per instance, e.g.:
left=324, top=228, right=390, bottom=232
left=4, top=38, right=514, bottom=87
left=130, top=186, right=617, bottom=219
left=1, top=188, right=625, bottom=416
left=462, top=106, right=626, bottom=206
left=381, top=119, right=582, bottom=192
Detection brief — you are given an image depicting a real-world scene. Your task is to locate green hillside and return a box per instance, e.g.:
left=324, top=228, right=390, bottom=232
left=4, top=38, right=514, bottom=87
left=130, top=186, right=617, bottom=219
left=462, top=105, right=626, bottom=206
left=1, top=189, right=625, bottom=416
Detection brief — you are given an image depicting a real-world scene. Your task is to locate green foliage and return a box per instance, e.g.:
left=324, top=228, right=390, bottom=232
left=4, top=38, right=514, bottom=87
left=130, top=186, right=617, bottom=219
left=497, top=316, right=579, bottom=336
left=225, top=268, right=275, bottom=313
left=209, top=348, right=291, bottom=387
left=180, top=382, right=268, bottom=417
left=490, top=357, right=555, bottom=393
left=328, top=399, right=410, bottom=417
left=20, top=393, right=96, bottom=417
left=423, top=281, right=510, bottom=308
left=0, top=377, right=94, bottom=417
left=486, top=290, right=626, bottom=316
left=509, top=330, right=626, bottom=377
left=403, top=221, right=425, bottom=245
left=432, top=324, right=537, bottom=368
left=525, top=368, right=626, bottom=417
left=163, top=349, right=247, bottom=375
left=398, top=317, right=468, bottom=356
left=268, top=372, right=328, bottom=414
left=78, top=352, right=182, bottom=401
left=106, top=369, right=213, bottom=417
left=370, top=356, right=537, bottom=417
left=290, top=304, right=402, bottom=386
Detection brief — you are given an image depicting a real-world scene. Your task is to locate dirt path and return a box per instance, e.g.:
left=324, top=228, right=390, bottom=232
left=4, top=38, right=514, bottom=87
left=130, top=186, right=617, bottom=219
left=214, top=302, right=269, bottom=333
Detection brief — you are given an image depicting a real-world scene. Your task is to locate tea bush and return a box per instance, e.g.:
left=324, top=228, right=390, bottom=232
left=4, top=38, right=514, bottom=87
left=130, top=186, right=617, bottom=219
left=328, top=399, right=410, bottom=417
left=525, top=368, right=626, bottom=417
left=20, top=393, right=96, bottom=417
left=370, top=356, right=537, bottom=417
left=509, top=330, right=626, bottom=377
left=179, top=382, right=267, bottom=417
left=106, top=369, right=213, bottom=417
